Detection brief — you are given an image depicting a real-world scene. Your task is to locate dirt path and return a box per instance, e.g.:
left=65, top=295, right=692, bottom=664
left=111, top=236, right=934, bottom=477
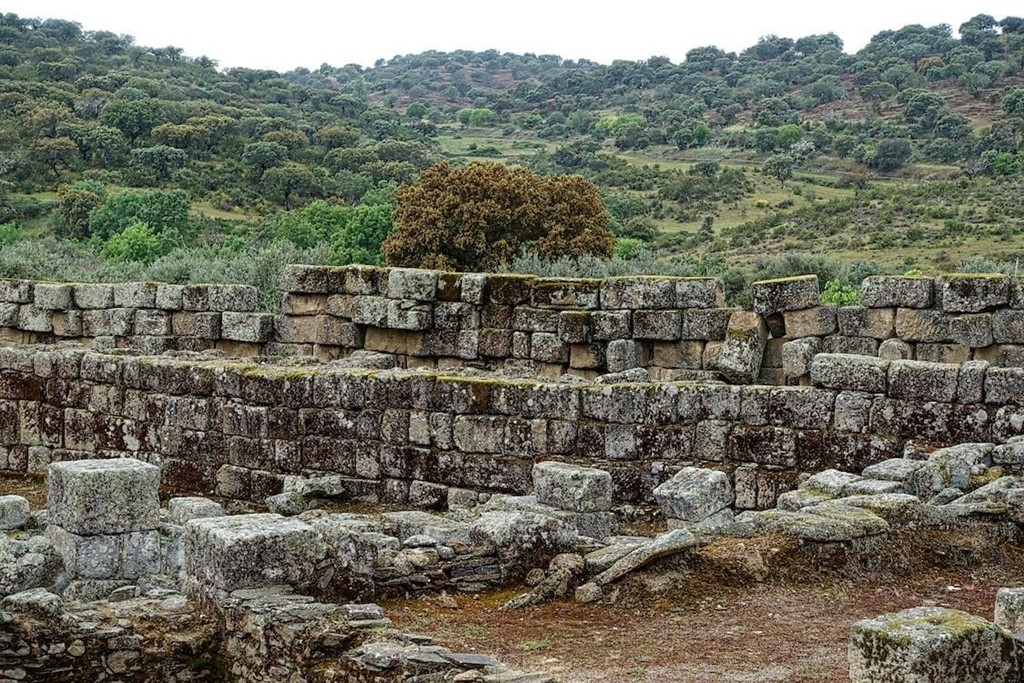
left=383, top=565, right=1020, bottom=682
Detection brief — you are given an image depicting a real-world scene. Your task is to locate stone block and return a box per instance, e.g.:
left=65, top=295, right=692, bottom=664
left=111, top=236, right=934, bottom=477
left=33, top=283, right=72, bottom=310
left=133, top=309, right=171, bottom=336
left=73, top=283, right=114, bottom=309
left=458, top=273, right=487, bottom=304
left=113, top=282, right=157, bottom=308
left=941, top=274, right=1010, bottom=313
left=221, top=312, right=273, bottom=343
left=606, top=339, right=645, bottom=373
left=958, top=360, right=989, bottom=404
left=82, top=309, right=133, bottom=337
left=810, top=354, right=888, bottom=393
left=991, top=310, right=1024, bottom=344
left=0, top=279, right=33, bottom=303
left=633, top=310, right=682, bottom=340
left=592, top=310, right=631, bottom=340
left=975, top=344, right=1024, bottom=367
left=820, top=335, right=879, bottom=356
left=951, top=313, right=993, bottom=348
left=0, top=494, right=30, bottom=530
left=48, top=458, right=160, bottom=535
left=600, top=277, right=677, bottom=309
left=168, top=497, right=226, bottom=525
left=350, top=295, right=389, bottom=327
left=995, top=587, right=1024, bottom=639
left=17, top=304, right=52, bottom=332
left=0, top=302, right=16, bottom=327
left=782, top=337, right=820, bottom=382
left=530, top=332, right=569, bottom=364
left=279, top=264, right=341, bottom=294
left=386, top=299, right=432, bottom=330
left=184, top=513, right=325, bottom=592
left=652, top=340, right=703, bottom=369
left=386, top=268, right=437, bottom=301
left=915, top=343, right=970, bottom=364
left=878, top=338, right=912, bottom=360
left=895, top=308, right=951, bottom=343
left=849, top=607, right=1019, bottom=682
left=837, top=306, right=896, bottom=339
left=52, top=310, right=82, bottom=337
left=532, top=461, right=613, bottom=513
left=47, top=524, right=161, bottom=580
left=751, top=275, right=819, bottom=316
left=782, top=306, right=837, bottom=338
left=171, top=312, right=221, bottom=339
left=155, top=284, right=184, bottom=310
left=860, top=276, right=933, bottom=309
left=556, top=311, right=592, bottom=344
left=888, top=360, right=960, bottom=402
left=206, top=285, right=259, bottom=312
left=985, top=367, right=1024, bottom=404
left=680, top=308, right=731, bottom=340
left=530, top=279, right=600, bottom=309
left=653, top=467, right=734, bottom=522
left=676, top=278, right=725, bottom=308
left=716, top=311, right=767, bottom=384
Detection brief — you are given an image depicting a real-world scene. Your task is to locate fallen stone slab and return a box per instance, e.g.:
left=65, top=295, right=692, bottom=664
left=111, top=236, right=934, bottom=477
left=593, top=528, right=699, bottom=586
left=800, top=469, right=863, bottom=497
left=906, top=443, right=994, bottom=497
left=776, top=489, right=835, bottom=511
left=653, top=467, right=734, bottom=523
left=849, top=606, right=1020, bottom=682
left=861, top=458, right=927, bottom=483
left=742, top=504, right=888, bottom=542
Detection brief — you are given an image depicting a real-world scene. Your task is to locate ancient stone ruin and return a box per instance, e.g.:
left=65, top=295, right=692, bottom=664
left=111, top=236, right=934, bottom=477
left=1, top=265, right=1024, bottom=680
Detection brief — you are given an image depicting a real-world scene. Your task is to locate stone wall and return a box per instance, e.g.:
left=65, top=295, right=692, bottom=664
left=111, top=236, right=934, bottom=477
left=2, top=346, right=1022, bottom=509
left=3, top=269, right=1024, bottom=383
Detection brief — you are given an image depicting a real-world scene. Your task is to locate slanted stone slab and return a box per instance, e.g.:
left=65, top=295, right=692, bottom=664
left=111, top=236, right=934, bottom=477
left=653, top=467, right=733, bottom=522
left=593, top=528, right=698, bottom=585
left=862, top=458, right=927, bottom=483
left=717, top=311, right=767, bottom=384
left=800, top=469, right=863, bottom=496
left=184, top=513, right=325, bottom=592
left=532, top=461, right=612, bottom=513
left=48, top=459, right=160, bottom=535
left=747, top=504, right=888, bottom=542
left=0, top=495, right=30, bottom=530
left=849, top=607, right=1020, bottom=683
left=751, top=275, right=819, bottom=316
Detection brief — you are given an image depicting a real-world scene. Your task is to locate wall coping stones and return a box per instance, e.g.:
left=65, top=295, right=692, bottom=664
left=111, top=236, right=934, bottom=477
left=751, top=275, right=819, bottom=316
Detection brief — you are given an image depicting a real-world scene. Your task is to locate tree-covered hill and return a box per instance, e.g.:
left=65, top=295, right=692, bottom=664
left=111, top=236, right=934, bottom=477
left=1, top=10, right=1023, bottom=298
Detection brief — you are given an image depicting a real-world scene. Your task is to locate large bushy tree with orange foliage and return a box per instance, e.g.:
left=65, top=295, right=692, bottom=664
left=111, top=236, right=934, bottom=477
left=383, top=162, right=615, bottom=271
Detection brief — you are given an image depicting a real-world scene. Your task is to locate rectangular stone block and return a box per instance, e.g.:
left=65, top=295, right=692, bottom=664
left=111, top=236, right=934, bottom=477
left=751, top=275, right=819, bottom=316
left=386, top=299, right=432, bottom=330
left=512, top=307, right=559, bottom=333
left=385, top=267, right=438, bottom=301
left=533, top=461, right=612, bottom=512
left=986, top=367, right=1024, bottom=404
left=991, top=310, right=1024, bottom=344
left=810, top=354, right=888, bottom=393
left=783, top=306, right=837, bottom=338
left=530, top=332, right=569, bottom=364
left=172, top=312, right=221, bottom=339
left=600, top=277, right=676, bottom=309
left=73, top=283, right=114, bottom=309
left=680, top=308, right=731, bottom=340
left=861, top=276, right=933, bottom=309
left=592, top=310, right=631, bottom=340
left=940, top=274, right=1010, bottom=313
left=52, top=310, right=82, bottom=337
left=531, top=279, right=600, bottom=309
left=279, top=264, right=342, bottom=294
left=221, top=312, right=273, bottom=343
left=837, top=306, right=896, bottom=339
left=716, top=311, right=767, bottom=384
left=184, top=513, right=323, bottom=592
left=0, top=279, right=33, bottom=303
left=915, top=343, right=969, bottom=364
left=82, top=309, right=133, bottom=337
left=675, top=278, right=725, bottom=308
left=48, top=458, right=160, bottom=535
left=155, top=284, right=184, bottom=309
left=895, top=308, right=951, bottom=343
left=17, top=304, right=52, bottom=332
left=0, top=302, right=17, bottom=327
left=951, top=313, right=993, bottom=348
left=350, top=295, right=389, bottom=327
left=33, top=283, right=72, bottom=310
left=133, top=309, right=171, bottom=336
left=113, top=282, right=157, bottom=308
left=633, top=310, right=682, bottom=340
left=47, top=525, right=161, bottom=580
left=887, top=360, right=960, bottom=402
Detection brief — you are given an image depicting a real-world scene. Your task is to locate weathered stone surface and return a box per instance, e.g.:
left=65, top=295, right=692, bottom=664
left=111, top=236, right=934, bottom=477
left=532, top=461, right=612, bottom=513
left=531, top=279, right=600, bottom=310
left=184, top=513, right=325, bottom=592
left=716, top=311, right=767, bottom=384
left=632, top=310, right=682, bottom=340
left=593, top=528, right=698, bottom=585
left=676, top=278, right=725, bottom=309
left=994, top=587, right=1024, bottom=639
left=48, top=524, right=161, bottom=580
left=468, top=511, right=576, bottom=581
left=837, top=306, right=896, bottom=339
left=958, top=360, right=989, bottom=404
left=985, top=367, right=1024, bottom=405
left=783, top=306, right=837, bottom=338
left=653, top=467, right=733, bottom=522
left=861, top=458, right=926, bottom=482
left=751, top=276, right=819, bottom=316
left=782, top=337, right=820, bottom=382
left=905, top=443, right=993, bottom=496
left=600, top=277, right=677, bottom=310
left=810, top=354, right=888, bottom=393
left=605, top=339, right=644, bottom=373
left=991, top=310, right=1024, bottom=344
left=951, top=314, right=993, bottom=348
left=221, top=312, right=274, bottom=343
left=877, top=338, right=912, bottom=361
left=895, top=308, right=951, bottom=343
left=745, top=504, right=888, bottom=541
left=849, top=607, right=1020, bottom=683
left=168, top=497, right=226, bottom=525
left=591, top=310, right=631, bottom=340
left=941, top=274, right=1010, bottom=313
left=887, top=360, right=960, bottom=402
left=800, top=469, right=863, bottom=496
left=386, top=268, right=438, bottom=301
left=861, top=276, right=933, bottom=309
left=33, top=283, right=72, bottom=310
left=113, top=282, right=158, bottom=308
left=0, top=279, right=33, bottom=303
left=0, top=494, right=30, bottom=530
left=48, top=459, right=160, bottom=535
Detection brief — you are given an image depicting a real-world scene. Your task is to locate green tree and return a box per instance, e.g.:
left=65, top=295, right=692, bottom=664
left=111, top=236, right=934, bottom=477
left=29, top=136, right=79, bottom=176
left=88, top=189, right=192, bottom=241
left=99, top=98, right=163, bottom=145
left=241, top=141, right=288, bottom=179
left=105, top=221, right=164, bottom=263
left=384, top=162, right=614, bottom=271
left=57, top=184, right=103, bottom=239
left=763, top=154, right=795, bottom=186
left=261, top=163, right=322, bottom=208
left=331, top=203, right=394, bottom=265
left=1004, top=87, right=1024, bottom=117
left=867, top=139, right=913, bottom=172
left=131, top=145, right=188, bottom=186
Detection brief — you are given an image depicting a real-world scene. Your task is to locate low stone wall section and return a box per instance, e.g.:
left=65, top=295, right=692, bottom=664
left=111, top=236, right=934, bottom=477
left=1, top=347, right=1022, bottom=509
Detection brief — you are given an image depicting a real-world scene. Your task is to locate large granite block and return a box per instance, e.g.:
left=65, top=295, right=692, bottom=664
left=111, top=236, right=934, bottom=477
left=47, top=458, right=160, bottom=535
left=532, top=461, right=613, bottom=513
left=751, top=276, right=819, bottom=316
left=653, top=466, right=734, bottom=523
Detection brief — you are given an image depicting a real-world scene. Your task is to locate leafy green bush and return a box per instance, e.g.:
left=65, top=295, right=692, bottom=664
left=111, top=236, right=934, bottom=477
left=820, top=279, right=861, bottom=305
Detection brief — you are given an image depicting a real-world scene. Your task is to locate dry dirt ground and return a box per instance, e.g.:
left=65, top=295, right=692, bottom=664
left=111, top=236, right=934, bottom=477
left=5, top=474, right=1021, bottom=682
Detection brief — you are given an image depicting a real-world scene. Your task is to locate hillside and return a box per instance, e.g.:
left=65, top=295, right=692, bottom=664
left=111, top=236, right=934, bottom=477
left=0, top=10, right=1023, bottom=299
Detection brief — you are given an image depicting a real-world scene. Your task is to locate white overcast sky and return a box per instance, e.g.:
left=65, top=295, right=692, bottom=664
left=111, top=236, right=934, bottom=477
left=5, top=1, right=1022, bottom=71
